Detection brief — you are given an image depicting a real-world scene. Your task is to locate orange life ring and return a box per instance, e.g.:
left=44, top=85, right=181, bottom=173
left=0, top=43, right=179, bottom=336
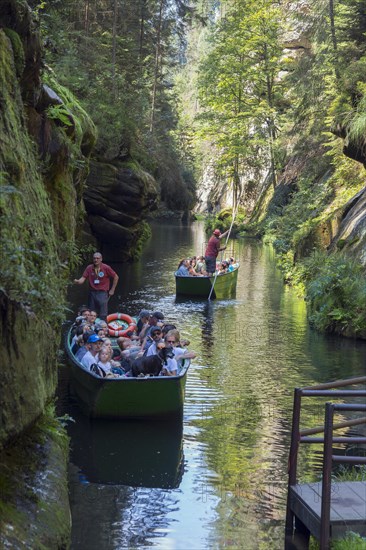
left=106, top=313, right=137, bottom=337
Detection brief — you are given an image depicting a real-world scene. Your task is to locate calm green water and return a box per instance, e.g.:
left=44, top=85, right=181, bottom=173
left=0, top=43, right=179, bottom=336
left=60, top=221, right=366, bottom=549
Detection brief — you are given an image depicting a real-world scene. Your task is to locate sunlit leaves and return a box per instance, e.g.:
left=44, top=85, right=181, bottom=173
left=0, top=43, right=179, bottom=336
left=196, top=0, right=282, bottom=187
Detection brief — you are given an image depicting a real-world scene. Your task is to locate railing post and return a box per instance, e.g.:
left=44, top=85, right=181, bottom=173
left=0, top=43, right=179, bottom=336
left=320, top=402, right=334, bottom=549
left=285, top=388, right=302, bottom=540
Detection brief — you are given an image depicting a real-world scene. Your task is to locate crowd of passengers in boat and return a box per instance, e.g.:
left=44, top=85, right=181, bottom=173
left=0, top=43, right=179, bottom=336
left=70, top=307, right=196, bottom=379
left=176, top=256, right=239, bottom=277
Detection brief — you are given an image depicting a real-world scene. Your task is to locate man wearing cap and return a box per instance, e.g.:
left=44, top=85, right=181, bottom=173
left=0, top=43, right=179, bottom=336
left=136, top=309, right=151, bottom=336
left=81, top=334, right=103, bottom=370
left=75, top=330, right=95, bottom=362
left=74, top=252, right=119, bottom=320
left=140, top=311, right=165, bottom=350
left=204, top=229, right=229, bottom=276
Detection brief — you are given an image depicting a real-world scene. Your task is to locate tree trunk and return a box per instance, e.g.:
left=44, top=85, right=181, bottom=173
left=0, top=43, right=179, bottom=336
left=329, top=0, right=340, bottom=80
left=84, top=0, right=90, bottom=35
left=139, top=0, right=146, bottom=58
left=150, top=0, right=164, bottom=133
left=329, top=0, right=337, bottom=52
left=233, top=156, right=241, bottom=210
left=264, top=43, right=277, bottom=190
left=111, top=0, right=118, bottom=99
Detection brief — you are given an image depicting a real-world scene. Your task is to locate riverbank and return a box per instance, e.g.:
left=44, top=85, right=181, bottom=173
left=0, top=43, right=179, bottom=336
left=0, top=406, right=70, bottom=549
left=205, top=200, right=366, bottom=340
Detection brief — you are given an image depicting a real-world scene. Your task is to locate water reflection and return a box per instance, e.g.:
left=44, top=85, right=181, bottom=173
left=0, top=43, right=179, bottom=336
left=68, top=411, right=184, bottom=489
left=62, top=221, right=366, bottom=549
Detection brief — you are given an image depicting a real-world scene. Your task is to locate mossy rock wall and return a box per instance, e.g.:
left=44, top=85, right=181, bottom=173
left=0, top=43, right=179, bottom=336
left=0, top=292, right=57, bottom=446
left=330, top=185, right=366, bottom=265
left=0, top=1, right=95, bottom=448
left=294, top=214, right=344, bottom=260
left=0, top=2, right=96, bottom=545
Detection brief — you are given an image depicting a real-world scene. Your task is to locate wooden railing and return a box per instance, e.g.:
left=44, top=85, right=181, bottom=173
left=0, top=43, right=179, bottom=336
left=285, top=376, right=366, bottom=549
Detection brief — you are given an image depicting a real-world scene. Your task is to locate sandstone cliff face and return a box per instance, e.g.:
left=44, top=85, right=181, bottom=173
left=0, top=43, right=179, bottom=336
left=0, top=1, right=95, bottom=544
left=0, top=0, right=94, bottom=444
left=0, top=0, right=95, bottom=438
left=330, top=188, right=366, bottom=264
left=83, top=160, right=158, bottom=259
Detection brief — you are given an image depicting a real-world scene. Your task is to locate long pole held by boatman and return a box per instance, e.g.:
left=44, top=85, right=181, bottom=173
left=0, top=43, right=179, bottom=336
left=208, top=203, right=239, bottom=301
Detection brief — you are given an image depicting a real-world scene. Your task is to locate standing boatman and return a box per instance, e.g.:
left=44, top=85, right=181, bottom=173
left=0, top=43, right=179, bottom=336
left=74, top=251, right=119, bottom=320
left=204, top=229, right=229, bottom=276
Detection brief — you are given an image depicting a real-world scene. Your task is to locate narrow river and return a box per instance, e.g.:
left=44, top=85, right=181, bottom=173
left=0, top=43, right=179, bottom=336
left=59, top=221, right=366, bottom=549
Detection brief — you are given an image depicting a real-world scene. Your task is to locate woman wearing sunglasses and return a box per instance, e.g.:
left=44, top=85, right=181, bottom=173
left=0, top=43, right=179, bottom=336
left=164, top=330, right=197, bottom=368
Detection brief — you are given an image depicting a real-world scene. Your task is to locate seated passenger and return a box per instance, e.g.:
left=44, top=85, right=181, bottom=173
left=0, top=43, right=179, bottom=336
left=95, top=320, right=108, bottom=336
left=79, top=305, right=90, bottom=319
left=196, top=256, right=206, bottom=274
left=162, top=324, right=177, bottom=338
left=72, top=306, right=90, bottom=328
left=160, top=338, right=179, bottom=376
left=81, top=334, right=103, bottom=370
left=71, top=325, right=84, bottom=352
left=176, top=259, right=190, bottom=277
left=140, top=311, right=165, bottom=348
left=72, top=333, right=84, bottom=355
left=218, top=261, right=228, bottom=274
left=188, top=258, right=203, bottom=277
left=116, top=337, right=142, bottom=365
left=88, top=310, right=98, bottom=327
left=228, top=257, right=239, bottom=270
left=165, top=330, right=196, bottom=366
left=96, top=347, right=112, bottom=375
left=75, top=330, right=95, bottom=361
left=136, top=309, right=151, bottom=336
left=95, top=326, right=107, bottom=339
left=146, top=326, right=164, bottom=356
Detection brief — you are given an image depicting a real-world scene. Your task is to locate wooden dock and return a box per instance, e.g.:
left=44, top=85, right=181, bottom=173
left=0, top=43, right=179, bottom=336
left=285, top=377, right=366, bottom=549
left=289, top=481, right=366, bottom=541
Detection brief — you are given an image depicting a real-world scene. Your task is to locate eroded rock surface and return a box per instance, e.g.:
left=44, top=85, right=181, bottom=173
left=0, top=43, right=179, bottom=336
left=84, top=160, right=158, bottom=258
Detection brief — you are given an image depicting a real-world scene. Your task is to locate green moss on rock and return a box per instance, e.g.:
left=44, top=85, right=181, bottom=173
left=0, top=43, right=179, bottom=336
left=131, top=220, right=152, bottom=260
left=3, top=28, right=24, bottom=77
left=0, top=407, right=70, bottom=549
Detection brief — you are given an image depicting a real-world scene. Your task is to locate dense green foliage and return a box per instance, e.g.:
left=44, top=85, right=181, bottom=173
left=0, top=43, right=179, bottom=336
left=309, top=532, right=366, bottom=549
left=181, top=0, right=366, bottom=336
left=293, top=251, right=366, bottom=336
left=32, top=0, right=366, bottom=335
left=37, top=0, right=197, bottom=210
left=196, top=0, right=282, bottom=199
left=204, top=208, right=247, bottom=237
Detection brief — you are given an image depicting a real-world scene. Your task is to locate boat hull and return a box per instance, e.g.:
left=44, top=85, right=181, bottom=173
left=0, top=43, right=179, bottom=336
left=175, top=268, right=238, bottom=299
left=65, top=332, right=189, bottom=419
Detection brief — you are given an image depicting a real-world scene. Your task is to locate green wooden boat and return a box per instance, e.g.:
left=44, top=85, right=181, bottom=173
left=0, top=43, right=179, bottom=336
left=65, top=328, right=190, bottom=419
left=175, top=266, right=239, bottom=299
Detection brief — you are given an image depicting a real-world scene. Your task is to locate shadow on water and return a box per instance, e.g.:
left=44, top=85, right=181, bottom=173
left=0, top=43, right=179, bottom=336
left=67, top=408, right=184, bottom=489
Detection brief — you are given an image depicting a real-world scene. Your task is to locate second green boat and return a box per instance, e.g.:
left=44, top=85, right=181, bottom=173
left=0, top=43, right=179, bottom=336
left=175, top=267, right=239, bottom=299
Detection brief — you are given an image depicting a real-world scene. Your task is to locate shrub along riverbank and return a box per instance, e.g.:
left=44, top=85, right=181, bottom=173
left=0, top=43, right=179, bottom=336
left=207, top=199, right=366, bottom=340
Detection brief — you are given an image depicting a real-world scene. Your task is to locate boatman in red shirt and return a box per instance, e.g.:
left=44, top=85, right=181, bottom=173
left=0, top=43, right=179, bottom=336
left=74, top=252, right=119, bottom=320
left=204, top=229, right=229, bottom=276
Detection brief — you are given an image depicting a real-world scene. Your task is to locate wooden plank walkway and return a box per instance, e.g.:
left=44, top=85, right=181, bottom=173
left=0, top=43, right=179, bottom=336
left=289, top=481, right=366, bottom=541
